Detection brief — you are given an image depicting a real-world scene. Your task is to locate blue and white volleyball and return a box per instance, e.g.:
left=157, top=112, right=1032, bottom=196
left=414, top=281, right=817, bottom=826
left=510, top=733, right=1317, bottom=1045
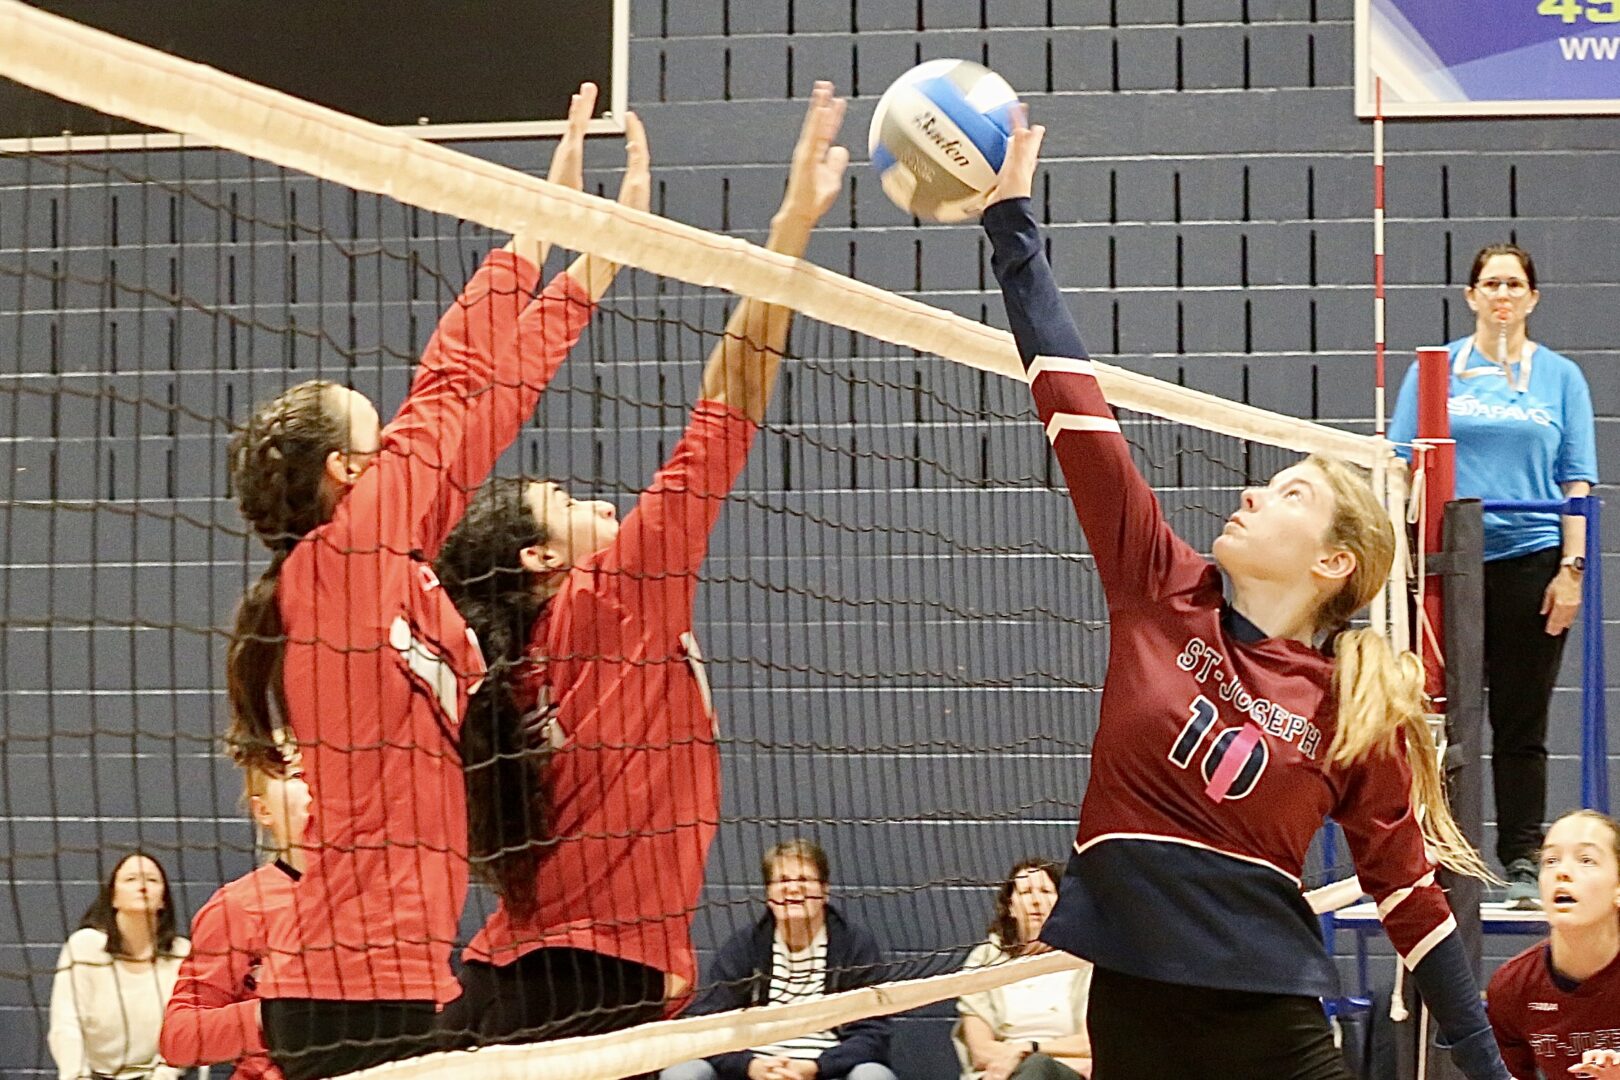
left=868, top=59, right=1020, bottom=223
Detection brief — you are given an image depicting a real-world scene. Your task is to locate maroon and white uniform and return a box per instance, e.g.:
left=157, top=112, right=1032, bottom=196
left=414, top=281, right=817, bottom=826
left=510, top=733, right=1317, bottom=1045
left=1488, top=944, right=1620, bottom=1078
left=984, top=196, right=1505, bottom=1080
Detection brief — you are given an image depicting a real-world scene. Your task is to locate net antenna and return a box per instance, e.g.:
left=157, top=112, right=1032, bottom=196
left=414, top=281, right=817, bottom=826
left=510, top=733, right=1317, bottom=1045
left=0, top=1, right=1408, bottom=1076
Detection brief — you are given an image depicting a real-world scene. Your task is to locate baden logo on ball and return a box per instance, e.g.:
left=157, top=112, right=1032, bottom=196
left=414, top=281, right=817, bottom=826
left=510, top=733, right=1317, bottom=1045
left=868, top=59, right=1021, bottom=223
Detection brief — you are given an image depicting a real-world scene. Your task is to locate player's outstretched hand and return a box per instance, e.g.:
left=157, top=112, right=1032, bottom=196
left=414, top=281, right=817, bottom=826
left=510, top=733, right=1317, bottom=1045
left=1572, top=1049, right=1620, bottom=1078
left=988, top=103, right=1044, bottom=207
left=775, top=80, right=850, bottom=228
left=617, top=111, right=651, bottom=213
left=547, top=82, right=596, bottom=191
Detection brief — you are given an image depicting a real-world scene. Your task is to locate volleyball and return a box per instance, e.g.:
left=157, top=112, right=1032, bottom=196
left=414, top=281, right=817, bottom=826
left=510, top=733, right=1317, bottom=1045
left=867, top=59, right=1020, bottom=222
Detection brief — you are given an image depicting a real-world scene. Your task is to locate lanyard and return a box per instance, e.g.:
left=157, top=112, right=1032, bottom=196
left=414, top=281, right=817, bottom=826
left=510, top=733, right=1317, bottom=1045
left=1454, top=336, right=1533, bottom=394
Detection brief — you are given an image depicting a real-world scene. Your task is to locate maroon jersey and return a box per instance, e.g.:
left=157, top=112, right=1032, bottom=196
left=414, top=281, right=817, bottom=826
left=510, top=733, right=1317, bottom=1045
left=985, top=198, right=1458, bottom=998
left=161, top=862, right=297, bottom=1080
left=464, top=400, right=757, bottom=998
left=1488, top=943, right=1620, bottom=1078
left=260, top=253, right=594, bottom=1003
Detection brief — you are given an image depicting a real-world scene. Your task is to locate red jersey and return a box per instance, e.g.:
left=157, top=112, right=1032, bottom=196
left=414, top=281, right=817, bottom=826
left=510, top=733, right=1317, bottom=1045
left=986, top=198, right=1457, bottom=998
left=1488, top=943, right=1620, bottom=1078
left=260, top=253, right=594, bottom=1003
left=161, top=862, right=297, bottom=1080
left=464, top=400, right=758, bottom=995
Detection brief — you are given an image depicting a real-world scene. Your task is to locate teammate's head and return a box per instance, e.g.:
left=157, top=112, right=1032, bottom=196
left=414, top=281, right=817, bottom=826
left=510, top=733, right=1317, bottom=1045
left=225, top=380, right=380, bottom=775
left=763, top=838, right=831, bottom=938
left=79, top=851, right=181, bottom=959
left=1540, top=810, right=1620, bottom=932
left=245, top=761, right=311, bottom=861
left=989, top=857, right=1061, bottom=952
left=228, top=380, right=380, bottom=551
left=520, top=480, right=619, bottom=586
left=1465, top=243, right=1539, bottom=337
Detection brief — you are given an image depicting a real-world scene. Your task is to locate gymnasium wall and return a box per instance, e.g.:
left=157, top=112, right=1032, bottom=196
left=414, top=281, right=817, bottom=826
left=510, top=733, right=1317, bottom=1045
left=3, top=2, right=1618, bottom=1077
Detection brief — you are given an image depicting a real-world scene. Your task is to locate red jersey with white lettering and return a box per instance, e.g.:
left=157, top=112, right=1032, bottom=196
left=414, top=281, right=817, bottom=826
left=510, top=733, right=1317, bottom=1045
left=1488, top=943, right=1620, bottom=1079
left=259, top=253, right=594, bottom=1003
left=161, top=861, right=297, bottom=1080
left=463, top=400, right=757, bottom=995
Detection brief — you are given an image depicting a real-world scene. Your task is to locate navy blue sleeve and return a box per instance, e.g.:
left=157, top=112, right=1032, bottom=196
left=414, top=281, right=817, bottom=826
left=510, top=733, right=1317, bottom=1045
left=983, top=198, right=1089, bottom=368
left=1414, top=933, right=1512, bottom=1080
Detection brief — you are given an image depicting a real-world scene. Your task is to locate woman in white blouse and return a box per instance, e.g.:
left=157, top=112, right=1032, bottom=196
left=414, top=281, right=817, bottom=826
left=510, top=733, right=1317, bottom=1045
left=954, top=859, right=1092, bottom=1080
left=49, top=851, right=191, bottom=1080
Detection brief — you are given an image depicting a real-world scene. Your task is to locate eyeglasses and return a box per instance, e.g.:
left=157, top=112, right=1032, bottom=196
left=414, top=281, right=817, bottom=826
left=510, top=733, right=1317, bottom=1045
left=768, top=877, right=826, bottom=888
left=1473, top=278, right=1531, bottom=297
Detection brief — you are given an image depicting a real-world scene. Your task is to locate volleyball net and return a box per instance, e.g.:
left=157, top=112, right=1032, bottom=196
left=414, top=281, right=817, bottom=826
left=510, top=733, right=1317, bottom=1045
left=0, top=3, right=1400, bottom=1078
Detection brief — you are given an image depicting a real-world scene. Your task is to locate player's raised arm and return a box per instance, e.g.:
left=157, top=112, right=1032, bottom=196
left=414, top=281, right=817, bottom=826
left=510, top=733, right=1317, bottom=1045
left=699, top=80, right=848, bottom=424
left=980, top=108, right=1207, bottom=608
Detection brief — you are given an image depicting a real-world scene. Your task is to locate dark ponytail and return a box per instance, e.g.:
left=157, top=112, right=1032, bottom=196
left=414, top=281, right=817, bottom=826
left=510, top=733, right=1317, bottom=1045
left=226, top=380, right=345, bottom=774
left=436, top=477, right=553, bottom=918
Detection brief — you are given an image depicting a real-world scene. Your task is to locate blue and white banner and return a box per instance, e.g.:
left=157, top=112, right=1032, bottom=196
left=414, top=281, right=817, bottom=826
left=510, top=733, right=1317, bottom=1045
left=1357, top=0, right=1620, bottom=115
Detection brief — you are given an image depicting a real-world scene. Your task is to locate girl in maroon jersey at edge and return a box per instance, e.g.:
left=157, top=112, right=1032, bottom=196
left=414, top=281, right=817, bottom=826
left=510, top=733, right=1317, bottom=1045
left=977, top=111, right=1508, bottom=1080
left=429, top=84, right=850, bottom=1047
left=222, top=86, right=647, bottom=1080
left=1487, top=810, right=1620, bottom=1079
left=161, top=753, right=311, bottom=1080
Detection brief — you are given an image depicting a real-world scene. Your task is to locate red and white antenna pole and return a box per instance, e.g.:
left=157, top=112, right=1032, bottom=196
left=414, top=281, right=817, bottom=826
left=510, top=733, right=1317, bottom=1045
left=1373, top=78, right=1387, bottom=436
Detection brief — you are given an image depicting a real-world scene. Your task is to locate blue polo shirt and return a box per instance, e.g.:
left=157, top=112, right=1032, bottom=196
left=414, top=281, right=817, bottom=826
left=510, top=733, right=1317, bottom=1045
left=1389, top=336, right=1599, bottom=562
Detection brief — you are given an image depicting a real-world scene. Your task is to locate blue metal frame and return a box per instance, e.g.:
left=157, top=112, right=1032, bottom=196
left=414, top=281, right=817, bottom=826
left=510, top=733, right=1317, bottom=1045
left=1481, top=496, right=1608, bottom=814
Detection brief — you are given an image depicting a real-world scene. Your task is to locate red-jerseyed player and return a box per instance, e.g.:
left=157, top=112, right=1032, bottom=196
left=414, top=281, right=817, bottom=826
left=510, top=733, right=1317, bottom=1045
left=1488, top=810, right=1620, bottom=1080
left=979, top=111, right=1509, bottom=1080
left=161, top=757, right=310, bottom=1080
left=221, top=87, right=648, bottom=1080
left=429, top=83, right=851, bottom=1047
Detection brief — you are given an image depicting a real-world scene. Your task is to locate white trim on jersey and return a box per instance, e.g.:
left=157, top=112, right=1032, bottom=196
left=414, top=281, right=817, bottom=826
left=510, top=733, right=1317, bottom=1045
left=1045, top=413, right=1123, bottom=442
left=1074, top=833, right=1302, bottom=886
left=1402, top=913, right=1457, bottom=970
left=1375, top=870, right=1437, bottom=920
left=1028, top=355, right=1097, bottom=381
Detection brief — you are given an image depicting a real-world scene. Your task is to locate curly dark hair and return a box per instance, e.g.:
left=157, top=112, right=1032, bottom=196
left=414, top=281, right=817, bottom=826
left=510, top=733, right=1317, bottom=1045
left=436, top=476, right=555, bottom=919
left=79, top=851, right=183, bottom=959
left=225, top=380, right=347, bottom=775
left=987, top=857, right=1061, bottom=953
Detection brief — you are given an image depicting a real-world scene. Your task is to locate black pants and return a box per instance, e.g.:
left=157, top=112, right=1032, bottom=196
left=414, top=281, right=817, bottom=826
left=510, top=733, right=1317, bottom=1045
left=1484, top=547, right=1569, bottom=868
left=434, top=946, right=665, bottom=1047
left=1086, top=967, right=1354, bottom=1080
left=262, top=999, right=437, bottom=1080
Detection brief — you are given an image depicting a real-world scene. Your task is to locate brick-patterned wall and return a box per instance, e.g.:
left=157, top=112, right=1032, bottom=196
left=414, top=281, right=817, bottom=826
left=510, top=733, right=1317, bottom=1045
left=3, top=2, right=1617, bottom=1077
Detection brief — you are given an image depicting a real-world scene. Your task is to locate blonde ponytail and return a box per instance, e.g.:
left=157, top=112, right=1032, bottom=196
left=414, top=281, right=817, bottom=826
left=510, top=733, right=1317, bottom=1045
left=1306, top=455, right=1496, bottom=884
left=1327, top=628, right=1496, bottom=881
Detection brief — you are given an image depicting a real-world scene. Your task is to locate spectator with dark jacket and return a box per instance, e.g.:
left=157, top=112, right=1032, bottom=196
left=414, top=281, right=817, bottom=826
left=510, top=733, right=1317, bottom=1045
left=660, top=839, right=895, bottom=1080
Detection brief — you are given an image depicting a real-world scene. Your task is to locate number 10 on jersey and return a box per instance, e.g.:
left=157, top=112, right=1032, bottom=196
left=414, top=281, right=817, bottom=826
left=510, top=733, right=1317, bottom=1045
left=1169, top=695, right=1270, bottom=802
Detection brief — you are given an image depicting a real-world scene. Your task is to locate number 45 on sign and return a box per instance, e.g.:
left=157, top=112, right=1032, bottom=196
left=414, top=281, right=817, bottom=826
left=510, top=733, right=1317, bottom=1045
left=1538, top=0, right=1620, bottom=24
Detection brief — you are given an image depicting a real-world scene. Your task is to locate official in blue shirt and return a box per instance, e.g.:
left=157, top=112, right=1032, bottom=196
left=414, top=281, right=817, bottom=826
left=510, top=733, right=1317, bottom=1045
left=1389, top=243, right=1600, bottom=907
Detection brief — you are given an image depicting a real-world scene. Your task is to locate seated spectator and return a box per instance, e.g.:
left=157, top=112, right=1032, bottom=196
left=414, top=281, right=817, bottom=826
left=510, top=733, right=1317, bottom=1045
left=50, top=851, right=191, bottom=1080
left=1487, top=809, right=1620, bottom=1080
left=660, top=838, right=895, bottom=1080
left=162, top=752, right=311, bottom=1079
left=954, top=858, right=1092, bottom=1080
